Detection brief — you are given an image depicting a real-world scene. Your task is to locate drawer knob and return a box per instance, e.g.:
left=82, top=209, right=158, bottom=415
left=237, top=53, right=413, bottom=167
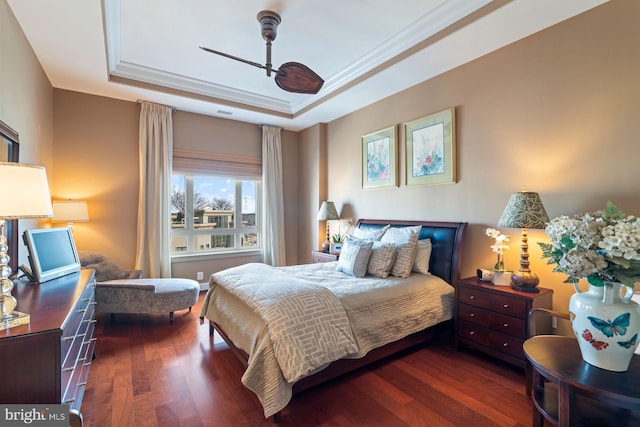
left=469, top=313, right=475, bottom=317
left=469, top=331, right=475, bottom=335
left=503, top=323, right=509, bottom=327
left=503, top=343, right=509, bottom=347
left=469, top=295, right=476, bottom=300
left=503, top=304, right=509, bottom=308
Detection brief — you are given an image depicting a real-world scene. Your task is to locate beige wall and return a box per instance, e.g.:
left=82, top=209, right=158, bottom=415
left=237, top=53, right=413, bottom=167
left=0, top=0, right=54, bottom=266
left=52, top=95, right=301, bottom=279
left=297, top=123, right=328, bottom=263
left=304, top=0, right=640, bottom=317
left=53, top=90, right=139, bottom=267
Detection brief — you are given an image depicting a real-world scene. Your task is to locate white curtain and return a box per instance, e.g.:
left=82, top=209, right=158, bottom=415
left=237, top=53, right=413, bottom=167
left=261, top=126, right=286, bottom=266
left=135, top=102, right=173, bottom=278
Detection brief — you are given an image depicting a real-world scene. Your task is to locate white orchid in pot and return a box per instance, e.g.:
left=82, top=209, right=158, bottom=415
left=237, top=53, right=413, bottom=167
left=485, top=228, right=511, bottom=286
left=538, top=201, right=640, bottom=371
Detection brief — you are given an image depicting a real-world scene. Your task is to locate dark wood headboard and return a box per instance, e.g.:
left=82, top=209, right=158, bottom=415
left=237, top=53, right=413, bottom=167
left=356, top=219, right=468, bottom=285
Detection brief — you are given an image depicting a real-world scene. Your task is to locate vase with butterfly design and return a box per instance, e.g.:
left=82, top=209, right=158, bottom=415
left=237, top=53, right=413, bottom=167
left=569, top=281, right=640, bottom=372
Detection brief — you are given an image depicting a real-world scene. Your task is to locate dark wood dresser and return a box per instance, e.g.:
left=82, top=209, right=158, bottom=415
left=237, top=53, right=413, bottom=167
left=453, top=276, right=553, bottom=367
left=0, top=269, right=96, bottom=413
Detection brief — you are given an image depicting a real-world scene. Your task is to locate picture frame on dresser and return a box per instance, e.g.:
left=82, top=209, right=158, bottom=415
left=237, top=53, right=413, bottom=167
left=0, top=119, right=20, bottom=273
left=405, top=108, right=456, bottom=186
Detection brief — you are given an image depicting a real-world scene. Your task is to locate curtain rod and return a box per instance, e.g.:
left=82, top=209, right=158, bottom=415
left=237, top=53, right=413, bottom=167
left=136, top=99, right=176, bottom=112
left=258, top=124, right=284, bottom=130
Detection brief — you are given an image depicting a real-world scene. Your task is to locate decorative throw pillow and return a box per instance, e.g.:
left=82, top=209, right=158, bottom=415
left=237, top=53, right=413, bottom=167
left=351, top=224, right=390, bottom=241
left=336, top=235, right=374, bottom=278
left=412, top=238, right=432, bottom=275
left=367, top=241, right=397, bottom=278
left=381, top=226, right=421, bottom=278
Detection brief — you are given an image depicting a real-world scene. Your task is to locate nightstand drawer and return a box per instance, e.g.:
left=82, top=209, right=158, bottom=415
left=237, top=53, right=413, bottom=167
left=458, top=303, right=526, bottom=339
left=458, top=286, right=492, bottom=310
left=459, top=321, right=525, bottom=360
left=458, top=286, right=527, bottom=318
left=489, top=293, right=527, bottom=318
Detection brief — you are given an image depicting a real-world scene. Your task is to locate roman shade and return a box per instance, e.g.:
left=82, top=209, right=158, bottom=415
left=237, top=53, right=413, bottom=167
left=173, top=148, right=261, bottom=179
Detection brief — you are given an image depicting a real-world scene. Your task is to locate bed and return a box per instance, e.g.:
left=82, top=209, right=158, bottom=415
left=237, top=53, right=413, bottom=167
left=200, top=219, right=467, bottom=420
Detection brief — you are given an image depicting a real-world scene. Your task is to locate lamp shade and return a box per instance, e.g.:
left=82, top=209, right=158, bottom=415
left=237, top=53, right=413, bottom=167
left=0, top=162, right=53, bottom=219
left=316, top=201, right=339, bottom=221
left=498, top=191, right=549, bottom=229
left=52, top=200, right=89, bottom=223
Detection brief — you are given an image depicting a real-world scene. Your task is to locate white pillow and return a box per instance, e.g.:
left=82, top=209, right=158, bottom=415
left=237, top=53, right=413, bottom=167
left=351, top=224, right=390, bottom=241
left=367, top=241, right=397, bottom=278
left=336, top=235, right=374, bottom=278
left=381, top=226, right=421, bottom=278
left=412, top=238, right=432, bottom=275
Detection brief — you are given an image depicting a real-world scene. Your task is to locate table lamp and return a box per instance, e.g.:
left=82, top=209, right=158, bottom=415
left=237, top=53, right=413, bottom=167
left=497, top=187, right=549, bottom=293
left=317, top=201, right=339, bottom=253
left=52, top=199, right=89, bottom=229
left=0, top=163, right=53, bottom=321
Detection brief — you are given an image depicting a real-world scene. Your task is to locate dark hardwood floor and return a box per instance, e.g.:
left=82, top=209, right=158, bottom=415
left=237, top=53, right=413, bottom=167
left=81, top=292, right=539, bottom=427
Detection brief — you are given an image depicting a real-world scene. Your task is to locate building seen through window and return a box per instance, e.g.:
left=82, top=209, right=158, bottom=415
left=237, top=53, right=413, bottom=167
left=171, top=174, right=259, bottom=254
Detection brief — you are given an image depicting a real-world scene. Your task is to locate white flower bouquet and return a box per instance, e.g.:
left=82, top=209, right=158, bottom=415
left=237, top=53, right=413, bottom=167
left=539, top=201, right=640, bottom=287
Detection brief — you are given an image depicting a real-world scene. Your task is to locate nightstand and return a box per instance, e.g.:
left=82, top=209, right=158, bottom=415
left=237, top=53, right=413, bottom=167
left=453, top=277, right=553, bottom=367
left=311, top=250, right=339, bottom=263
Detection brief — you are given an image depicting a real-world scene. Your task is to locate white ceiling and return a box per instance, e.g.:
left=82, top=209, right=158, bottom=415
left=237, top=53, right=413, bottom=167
left=8, top=0, right=608, bottom=131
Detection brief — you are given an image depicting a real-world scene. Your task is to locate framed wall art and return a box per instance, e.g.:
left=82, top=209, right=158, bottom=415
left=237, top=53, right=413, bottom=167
left=362, top=125, right=398, bottom=189
left=405, top=108, right=456, bottom=186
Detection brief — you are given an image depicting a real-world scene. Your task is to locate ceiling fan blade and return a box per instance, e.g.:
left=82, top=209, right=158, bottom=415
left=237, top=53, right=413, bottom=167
left=199, top=46, right=266, bottom=71
left=274, top=62, right=324, bottom=94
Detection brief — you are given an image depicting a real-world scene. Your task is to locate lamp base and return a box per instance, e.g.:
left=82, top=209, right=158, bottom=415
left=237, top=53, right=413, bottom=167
left=321, top=240, right=331, bottom=253
left=511, top=284, right=540, bottom=293
left=0, top=310, right=30, bottom=331
left=510, top=270, right=540, bottom=293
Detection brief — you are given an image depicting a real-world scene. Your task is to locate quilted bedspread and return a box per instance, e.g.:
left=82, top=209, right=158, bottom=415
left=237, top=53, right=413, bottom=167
left=207, top=262, right=358, bottom=383
left=200, top=262, right=454, bottom=418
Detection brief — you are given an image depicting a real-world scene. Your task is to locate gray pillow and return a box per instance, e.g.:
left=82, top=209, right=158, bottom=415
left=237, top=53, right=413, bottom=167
left=336, top=235, right=374, bottom=277
left=412, top=238, right=432, bottom=275
left=351, top=224, right=390, bottom=241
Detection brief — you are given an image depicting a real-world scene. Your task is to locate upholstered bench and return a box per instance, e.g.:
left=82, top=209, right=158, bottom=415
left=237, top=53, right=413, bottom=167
left=78, top=251, right=199, bottom=323
left=95, top=278, right=200, bottom=322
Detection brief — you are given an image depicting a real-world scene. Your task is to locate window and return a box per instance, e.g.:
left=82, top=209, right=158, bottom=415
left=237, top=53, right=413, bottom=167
left=171, top=174, right=260, bottom=255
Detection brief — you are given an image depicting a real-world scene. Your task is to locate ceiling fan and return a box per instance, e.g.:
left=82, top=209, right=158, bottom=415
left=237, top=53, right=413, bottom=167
left=200, top=10, right=324, bottom=95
